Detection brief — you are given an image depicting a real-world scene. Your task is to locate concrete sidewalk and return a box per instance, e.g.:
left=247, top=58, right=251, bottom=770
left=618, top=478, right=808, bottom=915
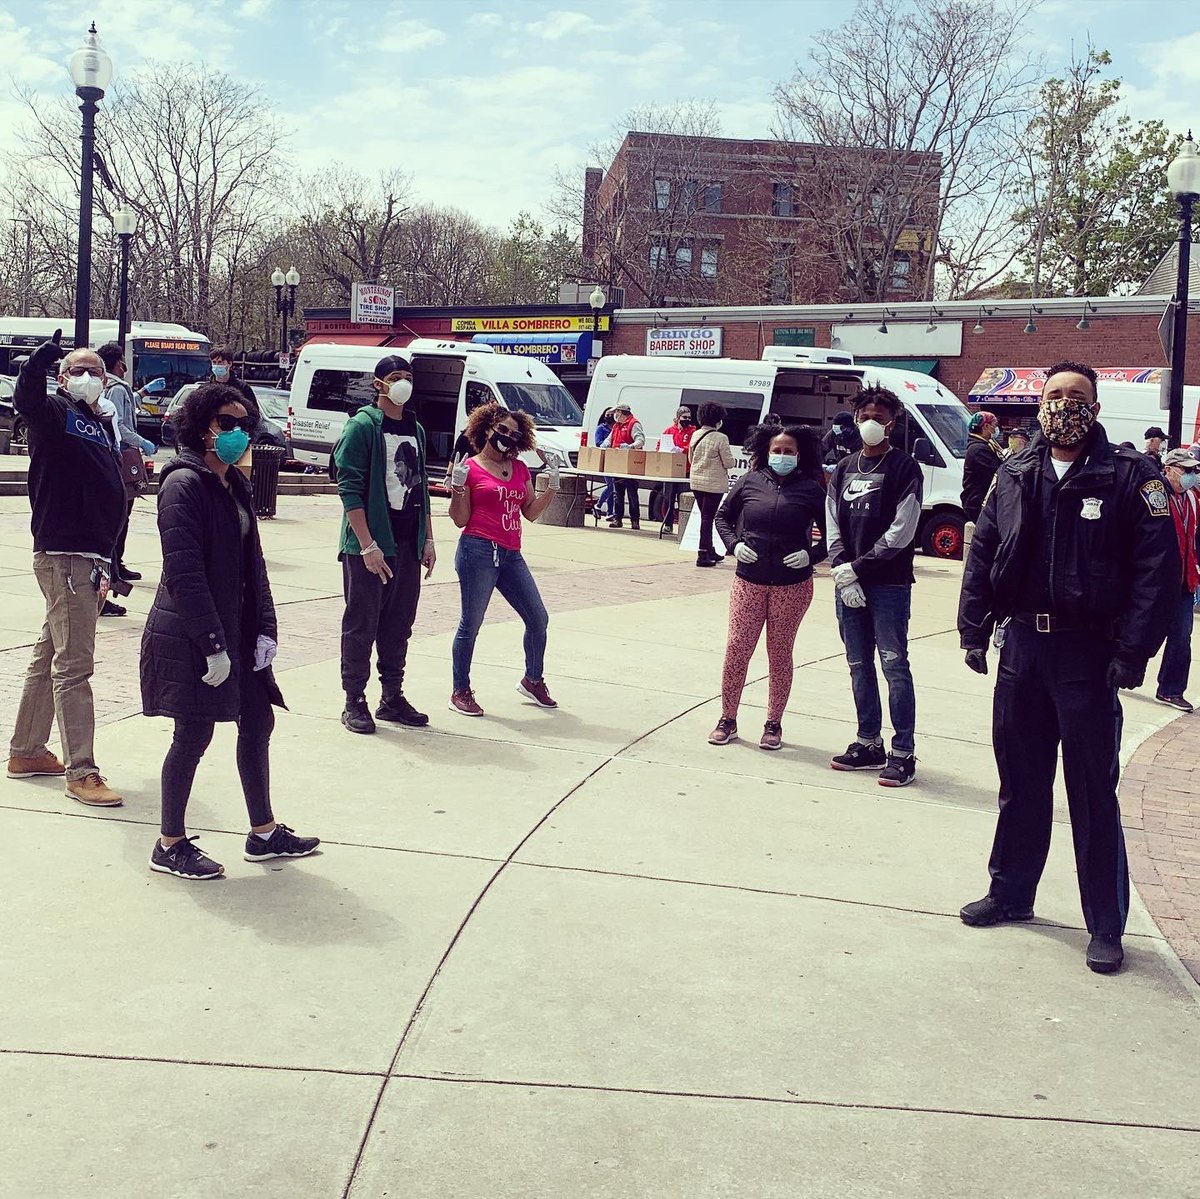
left=1, top=496, right=1198, bottom=1197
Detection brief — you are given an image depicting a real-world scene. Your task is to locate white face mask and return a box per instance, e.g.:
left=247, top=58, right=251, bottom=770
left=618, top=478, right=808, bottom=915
left=858, top=418, right=888, bottom=448
left=65, top=374, right=104, bottom=405
left=388, top=378, right=413, bottom=406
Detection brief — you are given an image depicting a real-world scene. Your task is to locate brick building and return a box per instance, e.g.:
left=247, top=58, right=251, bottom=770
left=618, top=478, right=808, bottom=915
left=585, top=132, right=941, bottom=310
left=606, top=295, right=1198, bottom=436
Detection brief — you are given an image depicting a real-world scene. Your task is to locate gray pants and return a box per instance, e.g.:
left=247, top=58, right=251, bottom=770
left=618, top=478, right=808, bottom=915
left=9, top=553, right=101, bottom=780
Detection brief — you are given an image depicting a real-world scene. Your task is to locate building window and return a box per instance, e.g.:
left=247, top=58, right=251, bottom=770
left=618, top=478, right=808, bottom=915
left=700, top=246, right=718, bottom=279
left=703, top=183, right=722, bottom=213
left=890, top=252, right=912, bottom=291
left=675, top=242, right=693, bottom=273
left=772, top=182, right=795, bottom=217
left=650, top=240, right=667, bottom=271
left=654, top=178, right=670, bottom=211
left=769, top=247, right=792, bottom=302
left=680, top=179, right=700, bottom=211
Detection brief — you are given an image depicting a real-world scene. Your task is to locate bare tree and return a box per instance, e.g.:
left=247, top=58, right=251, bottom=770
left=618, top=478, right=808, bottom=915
left=773, top=0, right=1041, bottom=300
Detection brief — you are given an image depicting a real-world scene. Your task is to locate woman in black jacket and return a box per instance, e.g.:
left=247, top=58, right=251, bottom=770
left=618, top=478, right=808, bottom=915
left=711, top=424, right=827, bottom=750
left=141, top=383, right=319, bottom=880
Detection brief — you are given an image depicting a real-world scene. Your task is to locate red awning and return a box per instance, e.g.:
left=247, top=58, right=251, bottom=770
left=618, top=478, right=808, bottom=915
left=969, top=366, right=1165, bottom=404
left=300, top=333, right=396, bottom=348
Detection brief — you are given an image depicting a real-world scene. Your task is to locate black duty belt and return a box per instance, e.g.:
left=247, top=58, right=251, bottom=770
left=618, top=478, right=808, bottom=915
left=1013, top=611, right=1112, bottom=635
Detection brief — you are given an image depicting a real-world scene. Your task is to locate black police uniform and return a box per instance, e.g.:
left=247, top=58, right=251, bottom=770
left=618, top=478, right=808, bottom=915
left=958, top=422, right=1178, bottom=936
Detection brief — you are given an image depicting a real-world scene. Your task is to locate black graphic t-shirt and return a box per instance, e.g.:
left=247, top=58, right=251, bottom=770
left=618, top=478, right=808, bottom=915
left=381, top=412, right=421, bottom=546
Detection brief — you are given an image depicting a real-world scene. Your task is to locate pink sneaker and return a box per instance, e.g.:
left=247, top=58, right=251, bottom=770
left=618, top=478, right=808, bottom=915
left=517, top=677, right=557, bottom=708
left=449, top=688, right=485, bottom=717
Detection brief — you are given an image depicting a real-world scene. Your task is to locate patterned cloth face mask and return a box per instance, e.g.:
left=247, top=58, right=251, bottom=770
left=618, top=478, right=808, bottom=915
left=1037, top=397, right=1096, bottom=447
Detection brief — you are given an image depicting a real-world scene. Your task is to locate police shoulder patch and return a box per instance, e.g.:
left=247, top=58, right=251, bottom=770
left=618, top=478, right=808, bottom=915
left=1139, top=477, right=1170, bottom=516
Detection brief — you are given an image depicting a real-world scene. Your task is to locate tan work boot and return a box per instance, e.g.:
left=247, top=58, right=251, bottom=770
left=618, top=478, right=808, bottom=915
left=7, top=750, right=67, bottom=779
left=65, top=773, right=123, bottom=807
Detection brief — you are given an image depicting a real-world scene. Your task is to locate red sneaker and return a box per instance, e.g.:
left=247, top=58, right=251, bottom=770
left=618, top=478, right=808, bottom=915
left=517, top=677, right=557, bottom=708
left=448, top=688, right=485, bottom=717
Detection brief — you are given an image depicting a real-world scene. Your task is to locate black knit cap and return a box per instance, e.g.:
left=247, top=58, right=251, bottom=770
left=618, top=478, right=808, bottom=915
left=374, top=353, right=412, bottom=379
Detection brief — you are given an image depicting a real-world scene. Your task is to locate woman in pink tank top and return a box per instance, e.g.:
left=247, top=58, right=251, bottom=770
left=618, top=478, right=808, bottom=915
left=446, top=402, right=562, bottom=717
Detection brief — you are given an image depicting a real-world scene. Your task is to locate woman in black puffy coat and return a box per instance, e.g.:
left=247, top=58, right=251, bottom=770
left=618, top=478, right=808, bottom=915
left=141, top=382, right=319, bottom=881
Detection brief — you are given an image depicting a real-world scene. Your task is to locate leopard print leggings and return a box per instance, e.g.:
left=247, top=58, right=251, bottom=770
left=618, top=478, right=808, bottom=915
left=721, top=576, right=814, bottom=723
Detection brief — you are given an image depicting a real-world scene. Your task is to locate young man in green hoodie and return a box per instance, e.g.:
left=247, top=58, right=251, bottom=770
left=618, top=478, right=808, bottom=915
left=334, top=353, right=436, bottom=734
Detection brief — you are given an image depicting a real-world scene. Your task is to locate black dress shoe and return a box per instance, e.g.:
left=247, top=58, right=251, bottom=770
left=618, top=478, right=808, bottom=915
left=118, top=564, right=142, bottom=582
left=100, top=600, right=127, bottom=617
left=959, top=894, right=1035, bottom=926
left=376, top=693, right=429, bottom=726
left=1086, top=934, right=1124, bottom=974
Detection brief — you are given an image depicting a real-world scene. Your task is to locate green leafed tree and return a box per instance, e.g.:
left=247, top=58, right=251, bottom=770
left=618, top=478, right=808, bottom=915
left=1011, top=48, right=1184, bottom=297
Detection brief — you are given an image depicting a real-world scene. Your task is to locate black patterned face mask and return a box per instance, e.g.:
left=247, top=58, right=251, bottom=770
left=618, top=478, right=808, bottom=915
left=1037, top=398, right=1096, bottom=447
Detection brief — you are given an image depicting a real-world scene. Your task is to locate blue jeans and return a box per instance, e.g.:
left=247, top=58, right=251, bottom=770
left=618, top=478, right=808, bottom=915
left=452, top=535, right=548, bottom=691
left=596, top=477, right=615, bottom=516
left=836, top=584, right=916, bottom=755
left=1157, top=587, right=1196, bottom=697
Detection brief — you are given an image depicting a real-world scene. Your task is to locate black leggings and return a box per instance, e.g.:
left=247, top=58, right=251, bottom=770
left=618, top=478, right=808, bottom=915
left=160, top=667, right=275, bottom=838
left=693, top=489, right=723, bottom=554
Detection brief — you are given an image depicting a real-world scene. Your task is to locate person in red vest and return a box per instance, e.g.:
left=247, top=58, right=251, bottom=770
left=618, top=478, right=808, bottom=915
left=1155, top=447, right=1200, bottom=711
left=607, top=404, right=645, bottom=529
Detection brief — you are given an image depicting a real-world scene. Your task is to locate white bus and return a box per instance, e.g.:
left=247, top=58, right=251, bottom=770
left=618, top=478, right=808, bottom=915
left=0, top=317, right=211, bottom=414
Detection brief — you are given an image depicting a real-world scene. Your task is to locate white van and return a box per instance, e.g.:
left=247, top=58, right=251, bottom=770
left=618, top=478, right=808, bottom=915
left=1087, top=375, right=1200, bottom=449
left=582, top=347, right=971, bottom=558
left=288, top=339, right=584, bottom=470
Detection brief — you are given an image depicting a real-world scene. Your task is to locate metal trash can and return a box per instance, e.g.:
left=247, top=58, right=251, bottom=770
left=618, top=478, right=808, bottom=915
left=534, top=472, right=586, bottom=527
left=251, top=444, right=285, bottom=518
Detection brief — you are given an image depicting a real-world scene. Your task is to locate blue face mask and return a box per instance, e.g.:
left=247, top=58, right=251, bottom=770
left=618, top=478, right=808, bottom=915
left=768, top=453, right=798, bottom=476
left=212, top=364, right=230, bottom=381
left=213, top=427, right=249, bottom=464
left=1181, top=471, right=1198, bottom=491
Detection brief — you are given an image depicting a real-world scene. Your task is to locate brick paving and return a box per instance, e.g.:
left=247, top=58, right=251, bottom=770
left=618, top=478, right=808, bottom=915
left=1122, top=717, right=1200, bottom=985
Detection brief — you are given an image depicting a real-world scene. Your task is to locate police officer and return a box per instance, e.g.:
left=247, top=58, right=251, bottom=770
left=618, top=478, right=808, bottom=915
left=957, top=361, right=1178, bottom=975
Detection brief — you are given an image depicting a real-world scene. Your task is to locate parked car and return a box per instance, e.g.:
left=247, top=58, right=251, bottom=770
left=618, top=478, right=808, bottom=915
left=0, top=374, right=60, bottom=449
left=161, top=382, right=290, bottom=454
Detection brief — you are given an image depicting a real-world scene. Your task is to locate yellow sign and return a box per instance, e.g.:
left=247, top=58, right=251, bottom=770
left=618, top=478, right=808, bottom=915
left=449, top=314, right=609, bottom=334
left=139, top=339, right=205, bottom=352
left=894, top=229, right=933, bottom=253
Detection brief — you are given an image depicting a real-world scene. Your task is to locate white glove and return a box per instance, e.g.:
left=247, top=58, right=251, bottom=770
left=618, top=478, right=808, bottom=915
left=839, top=582, right=867, bottom=608
left=831, top=563, right=858, bottom=588
left=202, top=650, right=232, bottom=687
left=733, top=542, right=758, bottom=564
left=450, top=453, right=470, bottom=490
left=783, top=549, right=810, bottom=569
left=546, top=456, right=561, bottom=491
left=254, top=635, right=277, bottom=672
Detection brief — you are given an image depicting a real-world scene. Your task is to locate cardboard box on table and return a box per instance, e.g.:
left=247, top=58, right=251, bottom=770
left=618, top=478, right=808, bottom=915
left=604, top=448, right=647, bottom=475
left=577, top=445, right=605, bottom=472
left=643, top=451, right=688, bottom=479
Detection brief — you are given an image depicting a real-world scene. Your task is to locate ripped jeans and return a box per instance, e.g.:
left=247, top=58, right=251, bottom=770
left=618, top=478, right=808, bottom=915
left=835, top=583, right=916, bottom=755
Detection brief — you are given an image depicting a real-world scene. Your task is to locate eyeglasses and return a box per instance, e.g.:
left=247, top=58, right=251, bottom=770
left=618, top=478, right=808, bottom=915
left=495, top=426, right=519, bottom=439
left=212, top=414, right=255, bottom=433
left=65, top=366, right=104, bottom=379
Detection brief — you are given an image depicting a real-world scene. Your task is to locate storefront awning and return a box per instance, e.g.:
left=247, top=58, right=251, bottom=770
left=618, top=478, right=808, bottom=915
left=970, top=365, right=1165, bottom=403
left=471, top=331, right=592, bottom=367
left=856, top=357, right=939, bottom=375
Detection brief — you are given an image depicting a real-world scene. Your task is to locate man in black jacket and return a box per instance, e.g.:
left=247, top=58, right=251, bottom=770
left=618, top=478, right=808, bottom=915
left=822, top=410, right=861, bottom=464
left=960, top=409, right=1003, bottom=524
left=957, top=361, right=1179, bottom=975
left=6, top=333, right=126, bottom=807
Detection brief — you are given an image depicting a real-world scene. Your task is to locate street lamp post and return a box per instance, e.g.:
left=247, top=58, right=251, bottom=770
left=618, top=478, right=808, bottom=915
left=589, top=284, right=606, bottom=367
left=113, top=208, right=136, bottom=349
left=1167, top=132, right=1200, bottom=449
left=68, top=23, right=113, bottom=351
left=271, top=265, right=300, bottom=353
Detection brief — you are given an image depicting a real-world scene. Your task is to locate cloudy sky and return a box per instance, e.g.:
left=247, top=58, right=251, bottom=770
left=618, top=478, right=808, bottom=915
left=1, top=0, right=1198, bottom=229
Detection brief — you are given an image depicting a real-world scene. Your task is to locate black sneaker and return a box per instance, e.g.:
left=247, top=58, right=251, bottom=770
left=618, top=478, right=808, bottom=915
left=1086, top=933, right=1124, bottom=974
left=376, top=693, right=429, bottom=726
left=878, top=753, right=916, bottom=788
left=341, top=695, right=376, bottom=735
left=830, top=740, right=886, bottom=771
left=959, top=895, right=1035, bottom=926
left=118, top=563, right=142, bottom=582
left=100, top=600, right=126, bottom=617
left=244, top=823, right=320, bottom=862
left=150, top=836, right=224, bottom=880
left=1155, top=693, right=1194, bottom=712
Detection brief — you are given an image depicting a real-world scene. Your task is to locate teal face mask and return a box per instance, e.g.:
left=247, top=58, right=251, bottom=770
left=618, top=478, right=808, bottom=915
left=1181, top=471, right=1198, bottom=491
left=214, top=427, right=249, bottom=464
left=768, top=453, right=798, bottom=476
left=212, top=365, right=230, bottom=381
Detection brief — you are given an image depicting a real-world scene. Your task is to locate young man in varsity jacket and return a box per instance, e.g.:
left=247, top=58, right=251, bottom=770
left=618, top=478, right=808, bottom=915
left=826, top=384, right=924, bottom=787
